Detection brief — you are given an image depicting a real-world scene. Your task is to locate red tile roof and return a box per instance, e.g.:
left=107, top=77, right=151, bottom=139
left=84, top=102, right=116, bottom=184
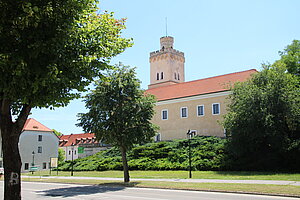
left=59, top=133, right=97, bottom=147
left=23, top=118, right=53, bottom=132
left=146, top=69, right=257, bottom=101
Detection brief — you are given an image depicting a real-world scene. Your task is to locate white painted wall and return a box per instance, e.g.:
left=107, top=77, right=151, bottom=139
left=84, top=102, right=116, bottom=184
left=63, top=146, right=79, bottom=161
left=19, top=131, right=58, bottom=172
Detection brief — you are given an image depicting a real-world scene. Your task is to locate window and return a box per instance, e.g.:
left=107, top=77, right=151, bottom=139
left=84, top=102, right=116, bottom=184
left=24, top=163, right=29, bottom=170
left=156, top=73, right=159, bottom=80
left=69, top=150, right=71, bottom=155
left=43, top=162, right=47, bottom=169
left=38, top=146, right=42, bottom=153
left=161, top=109, right=168, bottom=120
left=197, top=105, right=204, bottom=116
left=178, top=73, right=180, bottom=80
left=161, top=72, right=164, bottom=79
left=155, top=133, right=161, bottom=142
left=212, top=103, right=220, bottom=115
left=38, top=135, right=42, bottom=141
left=181, top=107, right=188, bottom=118
left=174, top=73, right=177, bottom=80
left=74, top=150, right=77, bottom=155
left=49, top=162, right=51, bottom=169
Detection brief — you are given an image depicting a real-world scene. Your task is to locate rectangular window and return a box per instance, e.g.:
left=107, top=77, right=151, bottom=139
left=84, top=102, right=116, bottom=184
left=69, top=150, right=71, bottom=155
left=162, top=109, right=168, bottom=120
left=212, top=103, right=220, bottom=115
left=38, top=146, right=42, bottom=153
left=197, top=105, right=204, bottom=116
left=24, top=163, right=29, bottom=170
left=38, top=135, right=42, bottom=141
left=43, top=162, right=47, bottom=169
left=181, top=107, right=188, bottom=118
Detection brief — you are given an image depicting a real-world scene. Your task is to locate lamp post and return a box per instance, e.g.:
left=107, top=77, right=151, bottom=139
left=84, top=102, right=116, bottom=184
left=71, top=144, right=74, bottom=176
left=31, top=151, right=35, bottom=174
left=186, top=130, right=192, bottom=178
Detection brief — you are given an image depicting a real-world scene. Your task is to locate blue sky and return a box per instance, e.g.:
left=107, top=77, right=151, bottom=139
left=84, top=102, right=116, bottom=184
left=31, top=0, right=300, bottom=134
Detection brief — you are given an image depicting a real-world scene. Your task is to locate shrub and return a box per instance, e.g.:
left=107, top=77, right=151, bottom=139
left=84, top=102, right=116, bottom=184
left=58, top=136, right=227, bottom=171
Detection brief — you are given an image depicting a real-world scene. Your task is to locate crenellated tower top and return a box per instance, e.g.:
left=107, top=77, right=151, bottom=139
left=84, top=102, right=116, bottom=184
left=148, top=36, right=185, bottom=89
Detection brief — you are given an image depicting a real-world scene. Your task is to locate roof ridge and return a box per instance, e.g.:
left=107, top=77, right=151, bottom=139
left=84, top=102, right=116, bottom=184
left=147, top=69, right=257, bottom=91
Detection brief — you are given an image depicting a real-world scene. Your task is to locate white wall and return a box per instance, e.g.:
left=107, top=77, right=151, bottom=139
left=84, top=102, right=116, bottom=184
left=19, top=131, right=58, bottom=172
left=64, top=146, right=79, bottom=161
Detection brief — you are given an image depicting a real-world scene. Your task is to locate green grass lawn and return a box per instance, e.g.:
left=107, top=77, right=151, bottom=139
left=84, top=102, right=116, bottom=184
left=21, top=178, right=300, bottom=197
left=23, top=170, right=300, bottom=181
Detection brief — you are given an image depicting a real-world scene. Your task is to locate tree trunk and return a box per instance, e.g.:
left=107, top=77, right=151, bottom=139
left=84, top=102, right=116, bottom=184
left=0, top=100, right=31, bottom=200
left=2, top=125, right=22, bottom=200
left=120, top=145, right=130, bottom=182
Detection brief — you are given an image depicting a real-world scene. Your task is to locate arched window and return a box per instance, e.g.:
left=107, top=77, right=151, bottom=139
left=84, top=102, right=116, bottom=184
left=178, top=73, right=180, bottom=80
left=174, top=73, right=177, bottom=80
left=161, top=72, right=164, bottom=79
left=156, top=73, right=159, bottom=80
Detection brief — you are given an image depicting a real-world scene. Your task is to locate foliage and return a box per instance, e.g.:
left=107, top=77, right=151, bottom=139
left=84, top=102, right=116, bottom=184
left=77, top=65, right=157, bottom=182
left=78, top=65, right=157, bottom=149
left=223, top=64, right=300, bottom=170
left=59, top=136, right=227, bottom=171
left=53, top=129, right=63, bottom=137
left=278, top=40, right=300, bottom=77
left=0, top=1, right=132, bottom=111
left=58, top=148, right=65, bottom=164
left=0, top=0, right=132, bottom=198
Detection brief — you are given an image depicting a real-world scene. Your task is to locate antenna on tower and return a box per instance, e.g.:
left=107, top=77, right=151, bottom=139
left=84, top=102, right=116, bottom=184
left=165, top=17, right=168, bottom=36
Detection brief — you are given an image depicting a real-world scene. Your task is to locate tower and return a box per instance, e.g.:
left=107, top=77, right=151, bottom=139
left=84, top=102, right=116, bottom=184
left=148, top=36, right=185, bottom=89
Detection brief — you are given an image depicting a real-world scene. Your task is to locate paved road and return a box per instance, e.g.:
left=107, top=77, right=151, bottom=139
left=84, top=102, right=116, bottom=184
left=0, top=181, right=299, bottom=200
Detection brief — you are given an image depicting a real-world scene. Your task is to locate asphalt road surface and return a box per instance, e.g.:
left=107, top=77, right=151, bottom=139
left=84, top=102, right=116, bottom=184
left=0, top=181, right=299, bottom=200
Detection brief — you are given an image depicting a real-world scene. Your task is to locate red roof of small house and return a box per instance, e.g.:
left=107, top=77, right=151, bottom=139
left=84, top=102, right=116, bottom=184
left=59, top=133, right=97, bottom=147
left=22, top=118, right=53, bottom=132
left=146, top=69, right=257, bottom=101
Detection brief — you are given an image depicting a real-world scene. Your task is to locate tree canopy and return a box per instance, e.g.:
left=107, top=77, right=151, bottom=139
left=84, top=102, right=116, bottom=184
left=278, top=40, right=300, bottom=77
left=0, top=0, right=132, bottom=199
left=0, top=0, right=132, bottom=111
left=78, top=65, right=157, bottom=182
left=223, top=63, right=300, bottom=170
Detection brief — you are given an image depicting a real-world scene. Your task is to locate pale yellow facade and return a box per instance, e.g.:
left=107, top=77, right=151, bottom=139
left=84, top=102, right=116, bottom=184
left=148, top=36, right=232, bottom=141
left=152, top=91, right=230, bottom=140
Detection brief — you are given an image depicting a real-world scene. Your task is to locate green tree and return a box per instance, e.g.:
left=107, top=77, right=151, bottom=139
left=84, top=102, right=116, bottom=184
left=223, top=64, right=300, bottom=170
left=77, top=65, right=157, bottom=182
left=53, top=129, right=63, bottom=137
left=0, top=0, right=132, bottom=199
left=279, top=40, right=300, bottom=77
left=58, top=148, right=65, bottom=164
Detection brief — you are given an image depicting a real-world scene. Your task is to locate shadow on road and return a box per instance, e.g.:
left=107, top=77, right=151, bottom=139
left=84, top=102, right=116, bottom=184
left=39, top=182, right=140, bottom=197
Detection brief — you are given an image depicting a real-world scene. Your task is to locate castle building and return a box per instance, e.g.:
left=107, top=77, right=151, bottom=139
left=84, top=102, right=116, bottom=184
left=146, top=36, right=256, bottom=141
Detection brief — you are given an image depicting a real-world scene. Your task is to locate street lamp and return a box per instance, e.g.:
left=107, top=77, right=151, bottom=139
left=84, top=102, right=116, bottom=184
left=32, top=151, right=35, bottom=166
left=71, top=144, right=74, bottom=176
left=31, top=151, right=35, bottom=175
left=186, top=130, right=192, bottom=178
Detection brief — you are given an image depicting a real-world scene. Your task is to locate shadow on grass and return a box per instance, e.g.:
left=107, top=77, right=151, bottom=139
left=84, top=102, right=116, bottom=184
left=39, top=182, right=140, bottom=197
left=214, top=171, right=290, bottom=176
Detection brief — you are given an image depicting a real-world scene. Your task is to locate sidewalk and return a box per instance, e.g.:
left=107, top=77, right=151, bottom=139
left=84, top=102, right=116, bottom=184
left=22, top=176, right=300, bottom=186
